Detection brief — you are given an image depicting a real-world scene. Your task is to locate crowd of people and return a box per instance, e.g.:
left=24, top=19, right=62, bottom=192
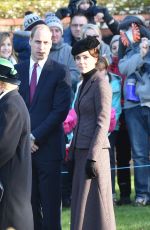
left=0, top=0, right=150, bottom=229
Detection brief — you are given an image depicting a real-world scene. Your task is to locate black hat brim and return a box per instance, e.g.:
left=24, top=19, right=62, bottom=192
left=0, top=75, right=21, bottom=85
left=25, top=20, right=46, bottom=31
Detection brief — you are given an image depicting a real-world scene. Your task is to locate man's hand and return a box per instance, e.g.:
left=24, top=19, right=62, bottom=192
left=31, top=139, right=39, bottom=153
left=30, top=134, right=39, bottom=153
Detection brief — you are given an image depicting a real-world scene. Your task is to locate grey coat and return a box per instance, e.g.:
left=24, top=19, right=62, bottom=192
left=70, top=71, right=116, bottom=230
left=0, top=90, right=33, bottom=230
left=119, top=44, right=150, bottom=108
left=49, top=39, right=80, bottom=92
left=100, top=41, right=111, bottom=64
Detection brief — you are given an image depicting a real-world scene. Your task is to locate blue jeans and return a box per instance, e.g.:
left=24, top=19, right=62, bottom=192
left=125, top=106, right=150, bottom=201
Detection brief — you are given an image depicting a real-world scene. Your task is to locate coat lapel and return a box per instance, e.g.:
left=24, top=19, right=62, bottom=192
left=19, top=61, right=30, bottom=108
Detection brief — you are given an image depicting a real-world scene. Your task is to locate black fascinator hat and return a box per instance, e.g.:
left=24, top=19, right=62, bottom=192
left=71, top=36, right=100, bottom=56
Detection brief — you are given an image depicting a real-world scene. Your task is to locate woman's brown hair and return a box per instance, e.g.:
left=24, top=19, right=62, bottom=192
left=88, top=47, right=99, bottom=63
left=96, top=56, right=109, bottom=71
left=0, top=32, right=12, bottom=49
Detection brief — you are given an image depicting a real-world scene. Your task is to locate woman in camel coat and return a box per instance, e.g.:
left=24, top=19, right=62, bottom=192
left=70, top=36, right=116, bottom=230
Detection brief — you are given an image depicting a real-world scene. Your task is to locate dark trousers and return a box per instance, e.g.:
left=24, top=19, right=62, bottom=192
left=61, top=161, right=72, bottom=206
left=109, top=113, right=131, bottom=198
left=116, top=127, right=131, bottom=198
left=31, top=159, right=62, bottom=230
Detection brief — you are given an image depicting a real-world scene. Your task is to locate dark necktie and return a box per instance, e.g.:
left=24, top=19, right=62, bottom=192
left=30, top=63, right=38, bottom=103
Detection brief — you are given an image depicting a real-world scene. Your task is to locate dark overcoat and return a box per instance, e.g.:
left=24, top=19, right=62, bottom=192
left=0, top=90, right=33, bottom=230
left=70, top=71, right=116, bottom=230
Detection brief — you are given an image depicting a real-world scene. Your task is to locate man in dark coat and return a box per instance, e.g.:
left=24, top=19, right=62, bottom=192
left=15, top=24, right=71, bottom=230
left=0, top=58, right=33, bottom=230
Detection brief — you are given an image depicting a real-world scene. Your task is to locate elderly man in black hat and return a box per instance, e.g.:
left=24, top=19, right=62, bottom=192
left=0, top=58, right=33, bottom=230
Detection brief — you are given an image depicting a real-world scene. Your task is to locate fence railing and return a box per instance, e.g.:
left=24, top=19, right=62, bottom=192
left=0, top=14, right=149, bottom=34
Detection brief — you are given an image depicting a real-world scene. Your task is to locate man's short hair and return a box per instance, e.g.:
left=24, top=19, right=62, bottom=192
left=70, top=12, right=88, bottom=22
left=30, top=24, right=51, bottom=39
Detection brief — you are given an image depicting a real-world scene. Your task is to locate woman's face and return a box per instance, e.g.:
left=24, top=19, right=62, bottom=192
left=111, top=40, right=119, bottom=57
left=75, top=51, right=97, bottom=74
left=0, top=37, right=12, bottom=59
left=84, top=28, right=101, bottom=42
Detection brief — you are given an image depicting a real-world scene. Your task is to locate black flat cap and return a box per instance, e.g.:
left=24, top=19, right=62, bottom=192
left=71, top=36, right=100, bottom=56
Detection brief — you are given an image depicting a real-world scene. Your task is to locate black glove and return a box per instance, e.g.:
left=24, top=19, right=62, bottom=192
left=90, top=6, right=104, bottom=16
left=102, top=7, right=113, bottom=24
left=90, top=6, right=113, bottom=24
left=85, top=159, right=97, bottom=179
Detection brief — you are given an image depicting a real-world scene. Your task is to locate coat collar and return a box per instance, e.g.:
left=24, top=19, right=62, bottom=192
left=0, top=90, right=18, bottom=103
left=78, top=70, right=100, bottom=103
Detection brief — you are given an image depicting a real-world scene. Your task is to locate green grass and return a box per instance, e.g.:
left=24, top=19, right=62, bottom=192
left=62, top=208, right=70, bottom=230
left=62, top=176, right=150, bottom=230
left=115, top=205, right=150, bottom=230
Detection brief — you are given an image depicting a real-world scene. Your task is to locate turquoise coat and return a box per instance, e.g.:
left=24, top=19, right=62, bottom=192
left=110, top=72, right=122, bottom=130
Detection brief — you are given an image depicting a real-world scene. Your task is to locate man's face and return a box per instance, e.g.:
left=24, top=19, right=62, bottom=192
left=50, top=27, right=62, bottom=44
left=30, top=26, right=52, bottom=62
left=70, top=16, right=88, bottom=40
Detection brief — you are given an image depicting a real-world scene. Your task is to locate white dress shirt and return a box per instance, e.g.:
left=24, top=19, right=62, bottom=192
left=29, top=58, right=47, bottom=84
left=29, top=57, right=47, bottom=140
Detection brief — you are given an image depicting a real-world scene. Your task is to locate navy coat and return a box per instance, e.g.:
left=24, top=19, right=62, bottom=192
left=15, top=59, right=71, bottom=162
left=13, top=34, right=31, bottom=63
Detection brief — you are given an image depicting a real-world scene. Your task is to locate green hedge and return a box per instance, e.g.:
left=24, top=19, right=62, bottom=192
left=0, top=0, right=149, bottom=18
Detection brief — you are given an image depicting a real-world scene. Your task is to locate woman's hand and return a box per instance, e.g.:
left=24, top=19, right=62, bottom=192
left=85, top=159, right=97, bottom=179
